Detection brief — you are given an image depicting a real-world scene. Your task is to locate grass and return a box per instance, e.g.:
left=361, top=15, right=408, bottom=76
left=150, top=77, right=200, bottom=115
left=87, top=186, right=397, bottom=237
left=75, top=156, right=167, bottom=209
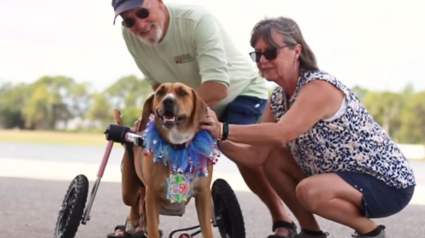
left=0, top=129, right=107, bottom=146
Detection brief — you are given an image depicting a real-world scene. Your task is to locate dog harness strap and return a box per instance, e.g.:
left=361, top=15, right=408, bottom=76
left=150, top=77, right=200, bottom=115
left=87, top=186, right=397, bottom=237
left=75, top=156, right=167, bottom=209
left=171, top=137, right=194, bottom=150
left=171, top=143, right=187, bottom=150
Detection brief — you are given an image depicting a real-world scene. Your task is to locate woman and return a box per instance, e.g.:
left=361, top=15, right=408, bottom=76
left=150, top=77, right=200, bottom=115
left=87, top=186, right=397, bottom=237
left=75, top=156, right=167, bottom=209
left=201, top=16, right=416, bottom=238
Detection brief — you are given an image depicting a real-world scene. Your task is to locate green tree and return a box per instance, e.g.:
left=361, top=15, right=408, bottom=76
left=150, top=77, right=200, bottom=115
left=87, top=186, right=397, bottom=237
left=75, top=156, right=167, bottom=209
left=361, top=90, right=405, bottom=142
left=86, top=92, right=113, bottom=129
left=67, top=82, right=92, bottom=122
left=351, top=85, right=368, bottom=101
left=399, top=90, right=425, bottom=144
left=0, top=82, right=28, bottom=128
left=23, top=76, right=74, bottom=129
left=102, top=75, right=152, bottom=126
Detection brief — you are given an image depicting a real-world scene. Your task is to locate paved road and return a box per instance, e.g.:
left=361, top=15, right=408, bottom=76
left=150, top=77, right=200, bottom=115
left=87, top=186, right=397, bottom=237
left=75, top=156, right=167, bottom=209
left=0, top=177, right=424, bottom=238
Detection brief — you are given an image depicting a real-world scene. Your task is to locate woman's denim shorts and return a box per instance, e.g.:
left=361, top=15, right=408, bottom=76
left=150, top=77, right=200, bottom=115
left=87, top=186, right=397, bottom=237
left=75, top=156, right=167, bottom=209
left=336, top=171, right=415, bottom=218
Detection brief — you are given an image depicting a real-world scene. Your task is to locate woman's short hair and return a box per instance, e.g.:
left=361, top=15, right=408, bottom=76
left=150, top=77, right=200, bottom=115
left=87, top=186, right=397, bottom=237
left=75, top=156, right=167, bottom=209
left=250, top=16, right=318, bottom=71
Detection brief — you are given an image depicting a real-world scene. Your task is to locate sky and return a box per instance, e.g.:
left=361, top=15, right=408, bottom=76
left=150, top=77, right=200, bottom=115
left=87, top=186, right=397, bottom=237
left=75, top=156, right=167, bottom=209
left=1, top=0, right=425, bottom=93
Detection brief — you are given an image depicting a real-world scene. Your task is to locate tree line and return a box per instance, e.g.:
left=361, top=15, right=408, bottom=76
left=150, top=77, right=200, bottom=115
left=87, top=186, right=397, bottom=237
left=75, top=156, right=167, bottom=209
left=0, top=75, right=152, bottom=132
left=0, top=75, right=424, bottom=144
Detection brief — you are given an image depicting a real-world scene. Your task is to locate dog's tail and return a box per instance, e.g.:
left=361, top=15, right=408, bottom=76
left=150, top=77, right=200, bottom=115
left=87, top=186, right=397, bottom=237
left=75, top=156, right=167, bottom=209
left=112, top=108, right=123, bottom=126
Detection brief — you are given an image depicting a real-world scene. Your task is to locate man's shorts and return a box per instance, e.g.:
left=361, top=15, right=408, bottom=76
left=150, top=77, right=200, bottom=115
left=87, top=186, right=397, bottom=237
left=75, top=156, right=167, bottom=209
left=336, top=171, right=415, bottom=218
left=219, top=95, right=267, bottom=125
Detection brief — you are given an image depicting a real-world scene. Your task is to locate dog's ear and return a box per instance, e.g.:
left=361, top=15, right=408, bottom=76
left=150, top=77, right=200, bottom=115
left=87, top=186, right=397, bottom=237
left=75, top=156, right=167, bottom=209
left=136, top=93, right=155, bottom=133
left=111, top=108, right=123, bottom=125
left=190, top=89, right=208, bottom=126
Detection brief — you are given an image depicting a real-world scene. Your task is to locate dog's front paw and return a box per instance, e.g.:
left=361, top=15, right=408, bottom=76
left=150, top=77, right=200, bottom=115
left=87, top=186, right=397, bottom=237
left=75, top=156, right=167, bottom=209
left=125, top=219, right=139, bottom=234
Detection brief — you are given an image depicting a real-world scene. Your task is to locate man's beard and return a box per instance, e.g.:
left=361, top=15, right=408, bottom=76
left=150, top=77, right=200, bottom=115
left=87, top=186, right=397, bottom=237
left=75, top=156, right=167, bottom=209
left=135, top=23, right=163, bottom=45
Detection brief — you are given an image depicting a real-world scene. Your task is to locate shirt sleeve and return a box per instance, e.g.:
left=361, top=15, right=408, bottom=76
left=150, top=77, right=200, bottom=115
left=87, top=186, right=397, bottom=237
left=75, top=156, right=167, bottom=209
left=193, top=16, right=230, bottom=87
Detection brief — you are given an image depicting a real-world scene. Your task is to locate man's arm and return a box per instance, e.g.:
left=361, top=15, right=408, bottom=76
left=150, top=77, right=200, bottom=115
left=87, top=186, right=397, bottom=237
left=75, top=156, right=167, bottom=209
left=195, top=81, right=228, bottom=106
left=193, top=15, right=230, bottom=106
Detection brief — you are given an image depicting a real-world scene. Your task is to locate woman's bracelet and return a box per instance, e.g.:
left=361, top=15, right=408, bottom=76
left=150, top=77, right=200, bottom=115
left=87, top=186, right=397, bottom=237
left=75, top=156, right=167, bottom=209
left=221, top=122, right=229, bottom=141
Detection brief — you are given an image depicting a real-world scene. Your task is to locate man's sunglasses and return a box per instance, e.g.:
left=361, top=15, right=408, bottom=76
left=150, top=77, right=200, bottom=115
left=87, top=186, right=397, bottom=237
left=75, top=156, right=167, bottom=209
left=122, top=1, right=152, bottom=28
left=249, top=45, right=287, bottom=62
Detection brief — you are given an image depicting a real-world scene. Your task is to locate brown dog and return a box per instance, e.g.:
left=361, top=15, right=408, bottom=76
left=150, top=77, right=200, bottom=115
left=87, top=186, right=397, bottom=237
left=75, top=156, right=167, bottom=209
left=112, top=82, right=218, bottom=238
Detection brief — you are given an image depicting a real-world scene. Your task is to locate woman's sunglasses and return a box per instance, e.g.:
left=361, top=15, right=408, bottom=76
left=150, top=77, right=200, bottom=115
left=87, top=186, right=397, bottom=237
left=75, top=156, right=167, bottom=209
left=249, top=45, right=288, bottom=62
left=122, top=1, right=152, bottom=28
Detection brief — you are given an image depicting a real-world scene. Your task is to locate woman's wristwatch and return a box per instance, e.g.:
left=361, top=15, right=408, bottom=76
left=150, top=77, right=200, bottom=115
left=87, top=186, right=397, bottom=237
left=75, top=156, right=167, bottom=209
left=220, top=122, right=229, bottom=141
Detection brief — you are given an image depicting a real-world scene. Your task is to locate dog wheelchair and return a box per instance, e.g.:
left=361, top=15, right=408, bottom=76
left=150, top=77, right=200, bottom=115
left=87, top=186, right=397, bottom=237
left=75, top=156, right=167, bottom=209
left=53, top=123, right=246, bottom=238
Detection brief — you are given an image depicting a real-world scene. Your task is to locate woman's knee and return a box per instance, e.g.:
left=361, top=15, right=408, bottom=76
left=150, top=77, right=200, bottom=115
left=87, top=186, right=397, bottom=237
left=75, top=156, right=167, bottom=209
left=295, top=177, right=321, bottom=211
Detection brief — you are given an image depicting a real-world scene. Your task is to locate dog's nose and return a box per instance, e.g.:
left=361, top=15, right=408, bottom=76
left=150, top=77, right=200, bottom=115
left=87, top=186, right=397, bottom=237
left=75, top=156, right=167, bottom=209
left=163, top=97, right=174, bottom=108
left=162, top=97, right=176, bottom=113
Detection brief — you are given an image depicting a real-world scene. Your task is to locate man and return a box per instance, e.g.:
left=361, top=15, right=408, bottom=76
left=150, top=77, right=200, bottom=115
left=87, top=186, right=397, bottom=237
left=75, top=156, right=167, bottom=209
left=110, top=0, right=296, bottom=237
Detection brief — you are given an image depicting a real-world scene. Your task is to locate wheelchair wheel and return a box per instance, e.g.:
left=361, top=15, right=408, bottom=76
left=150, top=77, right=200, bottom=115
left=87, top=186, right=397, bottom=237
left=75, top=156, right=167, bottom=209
left=211, top=179, right=245, bottom=238
left=54, top=174, right=89, bottom=238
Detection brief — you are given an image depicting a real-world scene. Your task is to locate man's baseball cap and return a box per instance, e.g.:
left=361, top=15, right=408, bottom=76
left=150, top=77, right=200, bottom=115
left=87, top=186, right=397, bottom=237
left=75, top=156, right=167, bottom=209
left=112, top=0, right=144, bottom=24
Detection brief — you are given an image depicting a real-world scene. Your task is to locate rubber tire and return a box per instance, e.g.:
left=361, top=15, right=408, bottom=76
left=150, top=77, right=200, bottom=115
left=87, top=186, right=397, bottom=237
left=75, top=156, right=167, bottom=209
left=211, top=178, right=245, bottom=238
left=54, top=174, right=89, bottom=238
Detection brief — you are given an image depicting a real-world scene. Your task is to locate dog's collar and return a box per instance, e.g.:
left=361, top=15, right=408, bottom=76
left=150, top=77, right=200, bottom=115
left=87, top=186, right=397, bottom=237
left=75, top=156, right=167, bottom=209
left=170, top=141, right=190, bottom=150
left=142, top=118, right=219, bottom=177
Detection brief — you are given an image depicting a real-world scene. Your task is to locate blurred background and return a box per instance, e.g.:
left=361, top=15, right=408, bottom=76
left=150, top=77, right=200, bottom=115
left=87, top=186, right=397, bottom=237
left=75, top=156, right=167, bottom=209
left=0, top=0, right=424, bottom=237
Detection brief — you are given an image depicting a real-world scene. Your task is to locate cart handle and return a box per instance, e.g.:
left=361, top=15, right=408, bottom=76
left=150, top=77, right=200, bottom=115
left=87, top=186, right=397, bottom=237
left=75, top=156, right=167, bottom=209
left=104, top=124, right=145, bottom=147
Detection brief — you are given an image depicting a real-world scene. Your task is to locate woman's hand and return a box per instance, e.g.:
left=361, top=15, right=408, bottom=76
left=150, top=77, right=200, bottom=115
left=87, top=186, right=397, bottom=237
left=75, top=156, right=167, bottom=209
left=200, top=108, right=221, bottom=139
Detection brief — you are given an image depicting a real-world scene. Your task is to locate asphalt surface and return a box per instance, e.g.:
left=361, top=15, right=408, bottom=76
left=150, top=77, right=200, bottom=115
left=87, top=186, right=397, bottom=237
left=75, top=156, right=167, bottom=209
left=0, top=177, right=424, bottom=238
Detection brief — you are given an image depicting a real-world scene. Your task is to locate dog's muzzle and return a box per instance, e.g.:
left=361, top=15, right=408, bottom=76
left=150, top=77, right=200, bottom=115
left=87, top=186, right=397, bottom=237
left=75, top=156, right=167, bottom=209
left=157, top=97, right=187, bottom=128
left=162, top=97, right=176, bottom=115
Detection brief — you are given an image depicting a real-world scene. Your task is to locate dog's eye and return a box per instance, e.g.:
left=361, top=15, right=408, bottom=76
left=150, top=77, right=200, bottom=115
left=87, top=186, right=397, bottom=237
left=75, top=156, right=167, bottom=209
left=156, top=87, right=166, bottom=96
left=176, top=87, right=188, bottom=97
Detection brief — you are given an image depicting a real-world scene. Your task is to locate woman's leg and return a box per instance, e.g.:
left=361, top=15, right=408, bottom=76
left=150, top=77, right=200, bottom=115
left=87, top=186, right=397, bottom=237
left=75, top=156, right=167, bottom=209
left=295, top=172, right=414, bottom=236
left=263, top=147, right=322, bottom=232
left=295, top=173, right=376, bottom=234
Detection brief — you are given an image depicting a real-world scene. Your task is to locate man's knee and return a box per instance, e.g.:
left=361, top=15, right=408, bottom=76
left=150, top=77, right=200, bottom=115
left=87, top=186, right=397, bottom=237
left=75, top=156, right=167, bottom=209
left=263, top=148, right=286, bottom=172
left=221, top=95, right=266, bottom=125
left=237, top=163, right=263, bottom=178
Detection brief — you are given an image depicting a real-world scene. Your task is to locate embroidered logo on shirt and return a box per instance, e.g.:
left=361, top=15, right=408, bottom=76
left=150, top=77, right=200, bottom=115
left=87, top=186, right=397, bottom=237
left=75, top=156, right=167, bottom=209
left=174, top=54, right=194, bottom=64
